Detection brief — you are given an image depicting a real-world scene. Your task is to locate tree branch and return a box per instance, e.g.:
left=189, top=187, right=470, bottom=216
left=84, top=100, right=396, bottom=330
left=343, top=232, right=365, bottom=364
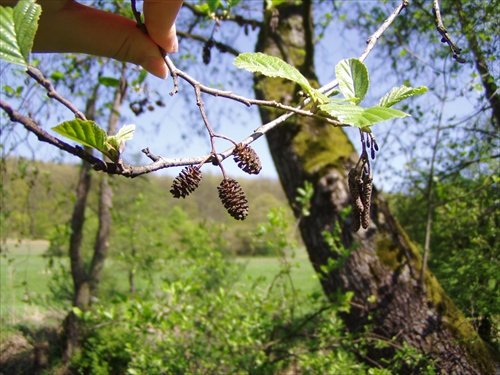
left=0, top=99, right=105, bottom=169
left=1, top=0, right=409, bottom=179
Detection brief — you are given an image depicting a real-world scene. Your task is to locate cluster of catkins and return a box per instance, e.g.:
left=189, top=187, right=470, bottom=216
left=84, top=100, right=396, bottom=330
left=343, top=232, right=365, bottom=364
left=348, top=132, right=378, bottom=231
left=348, top=167, right=373, bottom=231
left=170, top=144, right=261, bottom=220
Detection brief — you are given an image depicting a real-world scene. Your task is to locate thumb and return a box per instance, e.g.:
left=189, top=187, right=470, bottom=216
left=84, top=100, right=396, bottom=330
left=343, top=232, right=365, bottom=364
left=144, top=0, right=183, bottom=54
left=33, top=1, right=169, bottom=79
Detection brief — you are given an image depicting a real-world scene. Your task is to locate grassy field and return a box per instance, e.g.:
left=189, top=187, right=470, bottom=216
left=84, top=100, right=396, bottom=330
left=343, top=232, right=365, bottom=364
left=0, top=240, right=59, bottom=326
left=1, top=240, right=322, bottom=328
left=237, top=247, right=321, bottom=296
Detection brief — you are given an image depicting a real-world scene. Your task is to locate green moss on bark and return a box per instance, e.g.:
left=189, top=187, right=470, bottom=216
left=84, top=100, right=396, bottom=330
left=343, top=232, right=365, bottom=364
left=292, top=124, right=356, bottom=176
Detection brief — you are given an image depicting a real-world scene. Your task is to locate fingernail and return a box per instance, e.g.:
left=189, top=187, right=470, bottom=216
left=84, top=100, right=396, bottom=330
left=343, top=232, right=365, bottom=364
left=169, top=36, right=179, bottom=54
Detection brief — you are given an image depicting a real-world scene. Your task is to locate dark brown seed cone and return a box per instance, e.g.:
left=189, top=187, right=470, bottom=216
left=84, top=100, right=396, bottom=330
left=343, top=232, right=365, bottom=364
left=218, top=178, right=249, bottom=220
left=170, top=166, right=202, bottom=198
left=361, top=173, right=373, bottom=229
left=202, top=40, right=213, bottom=65
left=233, top=144, right=262, bottom=175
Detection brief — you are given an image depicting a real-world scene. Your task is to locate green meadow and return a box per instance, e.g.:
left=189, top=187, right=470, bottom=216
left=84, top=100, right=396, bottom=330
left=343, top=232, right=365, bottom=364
left=1, top=240, right=321, bottom=327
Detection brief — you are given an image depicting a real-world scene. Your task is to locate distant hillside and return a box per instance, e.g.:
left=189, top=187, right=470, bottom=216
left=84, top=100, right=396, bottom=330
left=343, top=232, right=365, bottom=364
left=1, top=157, right=293, bottom=255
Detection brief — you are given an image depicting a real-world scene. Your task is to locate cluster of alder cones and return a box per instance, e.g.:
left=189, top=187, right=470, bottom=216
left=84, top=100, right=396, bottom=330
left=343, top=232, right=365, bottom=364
left=170, top=144, right=261, bottom=220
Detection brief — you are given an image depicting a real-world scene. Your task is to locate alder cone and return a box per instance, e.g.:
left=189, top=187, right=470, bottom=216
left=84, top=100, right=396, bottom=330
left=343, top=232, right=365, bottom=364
left=170, top=166, right=202, bottom=198
left=218, top=178, right=249, bottom=220
left=233, top=144, right=262, bottom=175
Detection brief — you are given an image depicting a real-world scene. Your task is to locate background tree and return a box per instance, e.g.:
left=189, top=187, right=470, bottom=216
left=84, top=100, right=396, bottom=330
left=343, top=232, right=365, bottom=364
left=343, top=0, right=499, bottom=349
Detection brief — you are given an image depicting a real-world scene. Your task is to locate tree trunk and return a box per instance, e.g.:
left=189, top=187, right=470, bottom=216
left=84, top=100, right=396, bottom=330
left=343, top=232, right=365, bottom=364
left=453, top=0, right=500, bottom=128
left=254, top=2, right=498, bottom=373
left=62, top=87, right=98, bottom=363
left=63, top=76, right=127, bottom=363
left=89, top=76, right=126, bottom=296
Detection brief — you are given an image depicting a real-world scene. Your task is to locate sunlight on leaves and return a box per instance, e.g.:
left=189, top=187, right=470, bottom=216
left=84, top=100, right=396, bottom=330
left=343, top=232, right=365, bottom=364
left=0, top=0, right=41, bottom=67
left=234, top=52, right=317, bottom=101
left=335, top=58, right=369, bottom=104
left=52, top=119, right=108, bottom=153
left=378, top=85, right=428, bottom=108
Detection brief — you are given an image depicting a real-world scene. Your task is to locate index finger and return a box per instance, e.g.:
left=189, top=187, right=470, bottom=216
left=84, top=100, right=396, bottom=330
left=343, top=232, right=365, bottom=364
left=144, top=0, right=183, bottom=54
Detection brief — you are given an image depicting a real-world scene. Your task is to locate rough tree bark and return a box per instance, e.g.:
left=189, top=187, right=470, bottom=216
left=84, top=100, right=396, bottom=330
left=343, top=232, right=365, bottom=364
left=254, top=1, right=498, bottom=373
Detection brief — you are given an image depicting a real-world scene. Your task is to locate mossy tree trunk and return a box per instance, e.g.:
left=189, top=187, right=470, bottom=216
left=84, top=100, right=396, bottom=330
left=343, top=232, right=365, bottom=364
left=254, top=1, right=497, bottom=373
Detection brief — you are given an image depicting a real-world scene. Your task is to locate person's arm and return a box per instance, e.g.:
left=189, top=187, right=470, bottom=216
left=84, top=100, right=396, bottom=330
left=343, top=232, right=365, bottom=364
left=1, top=0, right=183, bottom=78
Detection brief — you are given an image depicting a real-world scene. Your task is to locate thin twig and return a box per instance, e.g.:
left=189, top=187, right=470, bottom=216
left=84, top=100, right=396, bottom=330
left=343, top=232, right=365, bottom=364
left=0, top=100, right=104, bottom=168
left=432, top=0, right=464, bottom=62
left=26, top=66, right=86, bottom=120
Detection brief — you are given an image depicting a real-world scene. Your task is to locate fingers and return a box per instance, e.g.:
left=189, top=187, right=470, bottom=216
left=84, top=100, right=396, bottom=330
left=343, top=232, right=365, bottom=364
left=144, top=0, right=183, bottom=54
left=32, top=0, right=183, bottom=79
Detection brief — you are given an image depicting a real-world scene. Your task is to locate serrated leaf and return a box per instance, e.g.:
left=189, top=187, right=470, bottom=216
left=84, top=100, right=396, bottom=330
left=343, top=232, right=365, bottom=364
left=319, top=103, right=365, bottom=124
left=52, top=119, right=108, bottom=153
left=234, top=52, right=315, bottom=99
left=357, top=107, right=409, bottom=127
left=0, top=7, right=19, bottom=65
left=319, top=104, right=409, bottom=128
left=377, top=85, right=428, bottom=107
left=335, top=58, right=369, bottom=104
left=0, top=0, right=40, bottom=67
left=105, top=124, right=135, bottom=161
left=325, top=97, right=359, bottom=104
left=14, top=0, right=40, bottom=62
left=114, top=124, right=135, bottom=143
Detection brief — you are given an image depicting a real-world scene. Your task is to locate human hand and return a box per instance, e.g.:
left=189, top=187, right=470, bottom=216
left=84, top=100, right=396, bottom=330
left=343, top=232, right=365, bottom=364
left=11, top=0, right=183, bottom=79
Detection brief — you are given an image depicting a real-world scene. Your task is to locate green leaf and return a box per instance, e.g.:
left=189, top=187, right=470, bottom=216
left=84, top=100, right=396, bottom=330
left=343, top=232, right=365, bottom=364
left=319, top=103, right=365, bottom=124
left=319, top=103, right=409, bottom=128
left=335, top=58, right=369, bottom=104
left=0, top=0, right=41, bottom=67
left=133, top=69, right=148, bottom=86
left=114, top=124, right=135, bottom=143
left=378, top=85, right=428, bottom=108
left=52, top=119, right=108, bottom=153
left=234, top=52, right=316, bottom=100
left=72, top=306, right=83, bottom=318
left=98, top=76, right=120, bottom=88
left=206, top=0, right=221, bottom=12
left=106, top=124, right=135, bottom=161
left=357, top=107, right=410, bottom=127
